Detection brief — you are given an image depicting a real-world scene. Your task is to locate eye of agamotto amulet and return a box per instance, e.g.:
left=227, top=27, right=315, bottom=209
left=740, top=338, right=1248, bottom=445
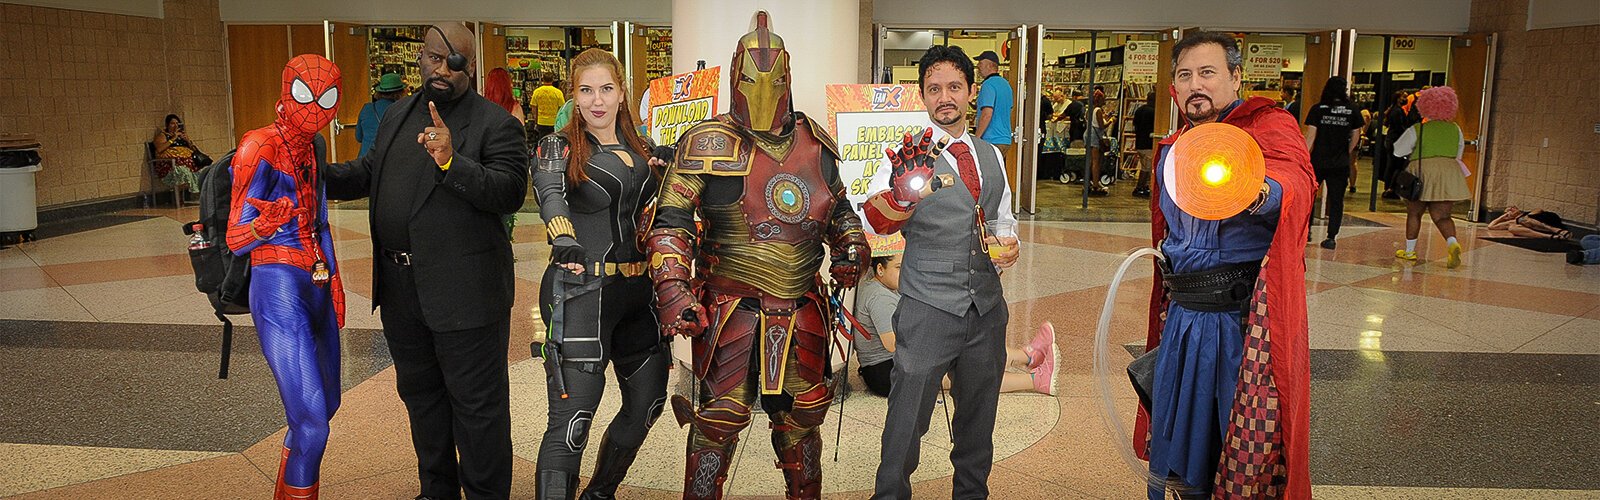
left=1166, top=122, right=1266, bottom=221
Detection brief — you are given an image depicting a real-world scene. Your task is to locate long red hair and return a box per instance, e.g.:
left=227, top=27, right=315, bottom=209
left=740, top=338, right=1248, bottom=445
left=561, top=48, right=650, bottom=185
left=483, top=68, right=518, bottom=114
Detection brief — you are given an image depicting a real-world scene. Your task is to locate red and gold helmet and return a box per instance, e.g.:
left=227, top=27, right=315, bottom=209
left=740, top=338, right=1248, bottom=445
left=728, top=11, right=792, bottom=134
left=277, top=54, right=342, bottom=136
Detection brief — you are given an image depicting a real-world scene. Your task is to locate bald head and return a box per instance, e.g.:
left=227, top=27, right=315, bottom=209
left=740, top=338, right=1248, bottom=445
left=420, top=22, right=475, bottom=101
left=425, top=22, right=476, bottom=69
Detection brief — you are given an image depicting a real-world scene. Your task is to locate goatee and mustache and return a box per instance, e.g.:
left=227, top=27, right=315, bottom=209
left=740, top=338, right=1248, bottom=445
left=1184, top=94, right=1219, bottom=122
left=424, top=76, right=458, bottom=100
left=933, top=104, right=961, bottom=126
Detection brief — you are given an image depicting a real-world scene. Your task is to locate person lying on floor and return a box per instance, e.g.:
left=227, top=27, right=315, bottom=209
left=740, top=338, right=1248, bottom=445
left=852, top=253, right=1058, bottom=397
left=1487, top=206, right=1574, bottom=240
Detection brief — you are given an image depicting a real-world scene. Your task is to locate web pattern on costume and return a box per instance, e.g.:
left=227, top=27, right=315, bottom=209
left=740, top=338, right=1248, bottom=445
left=222, top=54, right=347, bottom=492
left=280, top=55, right=341, bottom=136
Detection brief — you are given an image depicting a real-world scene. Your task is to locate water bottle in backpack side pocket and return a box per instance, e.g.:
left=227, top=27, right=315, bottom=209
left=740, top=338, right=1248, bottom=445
left=188, top=223, right=212, bottom=251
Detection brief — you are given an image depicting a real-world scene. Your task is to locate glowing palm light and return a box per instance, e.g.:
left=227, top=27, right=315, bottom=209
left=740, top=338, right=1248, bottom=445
left=908, top=175, right=926, bottom=191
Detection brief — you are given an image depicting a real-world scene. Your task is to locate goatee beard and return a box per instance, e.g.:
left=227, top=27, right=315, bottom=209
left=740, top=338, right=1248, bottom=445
left=1185, top=98, right=1218, bottom=123
left=1185, top=108, right=1220, bottom=123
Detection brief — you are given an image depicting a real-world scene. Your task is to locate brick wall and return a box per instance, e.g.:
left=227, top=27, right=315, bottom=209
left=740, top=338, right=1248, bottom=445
left=1471, top=0, right=1600, bottom=226
left=0, top=0, right=230, bottom=208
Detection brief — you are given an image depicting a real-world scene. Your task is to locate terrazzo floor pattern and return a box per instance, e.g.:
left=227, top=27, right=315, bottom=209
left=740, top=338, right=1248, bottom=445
left=1, top=206, right=1597, bottom=499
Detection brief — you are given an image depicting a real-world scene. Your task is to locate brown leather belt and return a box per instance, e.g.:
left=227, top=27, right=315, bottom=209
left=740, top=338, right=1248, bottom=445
left=704, top=274, right=803, bottom=315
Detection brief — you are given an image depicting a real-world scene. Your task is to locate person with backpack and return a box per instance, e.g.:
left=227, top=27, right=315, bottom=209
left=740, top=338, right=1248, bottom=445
left=223, top=54, right=346, bottom=500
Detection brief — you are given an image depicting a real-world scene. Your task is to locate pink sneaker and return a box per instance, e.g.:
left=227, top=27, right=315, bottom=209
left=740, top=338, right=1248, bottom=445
left=1031, top=344, right=1058, bottom=396
left=1025, top=321, right=1056, bottom=369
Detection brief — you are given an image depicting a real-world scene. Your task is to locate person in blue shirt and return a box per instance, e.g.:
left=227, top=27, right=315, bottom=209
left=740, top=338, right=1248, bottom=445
left=973, top=50, right=1013, bottom=147
left=354, top=73, right=405, bottom=158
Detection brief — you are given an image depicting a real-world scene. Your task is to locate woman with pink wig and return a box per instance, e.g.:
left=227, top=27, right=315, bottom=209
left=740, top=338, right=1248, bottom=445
left=1391, top=86, right=1470, bottom=268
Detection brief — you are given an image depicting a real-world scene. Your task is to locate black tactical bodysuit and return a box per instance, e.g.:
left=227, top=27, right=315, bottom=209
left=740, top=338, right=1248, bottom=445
left=532, top=131, right=668, bottom=500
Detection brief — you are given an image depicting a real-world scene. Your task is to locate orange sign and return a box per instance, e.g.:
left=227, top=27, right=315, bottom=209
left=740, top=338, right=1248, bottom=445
left=647, top=67, right=720, bottom=147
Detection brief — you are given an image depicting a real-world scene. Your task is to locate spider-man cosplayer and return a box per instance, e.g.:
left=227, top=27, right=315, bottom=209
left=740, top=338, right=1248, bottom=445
left=645, top=12, right=869, bottom=499
left=225, top=54, right=345, bottom=500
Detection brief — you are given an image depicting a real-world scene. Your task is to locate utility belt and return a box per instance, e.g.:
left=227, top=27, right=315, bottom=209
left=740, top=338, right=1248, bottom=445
left=547, top=260, right=647, bottom=278
left=591, top=261, right=647, bottom=278
left=1160, top=260, right=1260, bottom=313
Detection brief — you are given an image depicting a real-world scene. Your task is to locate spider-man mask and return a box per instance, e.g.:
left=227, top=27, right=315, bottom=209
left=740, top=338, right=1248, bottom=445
left=277, top=54, right=342, bottom=136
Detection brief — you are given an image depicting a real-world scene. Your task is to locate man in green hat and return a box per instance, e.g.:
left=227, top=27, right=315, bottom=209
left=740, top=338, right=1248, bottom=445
left=356, top=72, right=406, bottom=158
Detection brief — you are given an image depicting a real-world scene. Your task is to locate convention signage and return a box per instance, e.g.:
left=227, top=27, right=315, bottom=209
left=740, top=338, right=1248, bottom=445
left=1245, top=43, right=1284, bottom=81
left=1124, top=41, right=1159, bottom=84
left=825, top=84, right=935, bottom=253
left=647, top=66, right=720, bottom=148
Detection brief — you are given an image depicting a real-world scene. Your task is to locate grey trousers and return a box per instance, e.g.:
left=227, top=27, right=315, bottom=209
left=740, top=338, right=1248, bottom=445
left=872, top=298, right=1009, bottom=500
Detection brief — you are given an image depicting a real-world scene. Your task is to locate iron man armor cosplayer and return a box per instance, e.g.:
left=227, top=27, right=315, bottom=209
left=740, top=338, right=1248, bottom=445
left=225, top=54, right=345, bottom=500
left=645, top=12, right=869, bottom=500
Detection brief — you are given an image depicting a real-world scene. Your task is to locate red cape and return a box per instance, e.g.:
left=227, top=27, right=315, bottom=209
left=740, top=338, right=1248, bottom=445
left=1136, top=97, right=1315, bottom=499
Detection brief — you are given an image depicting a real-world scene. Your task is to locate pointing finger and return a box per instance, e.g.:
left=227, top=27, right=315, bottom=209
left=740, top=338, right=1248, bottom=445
left=428, top=101, right=445, bottom=128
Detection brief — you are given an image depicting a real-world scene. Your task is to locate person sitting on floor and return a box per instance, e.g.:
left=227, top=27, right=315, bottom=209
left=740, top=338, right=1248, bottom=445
left=852, top=253, right=1058, bottom=397
left=1486, top=206, right=1573, bottom=240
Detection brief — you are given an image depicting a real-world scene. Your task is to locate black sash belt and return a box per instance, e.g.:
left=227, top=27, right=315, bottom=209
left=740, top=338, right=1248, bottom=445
left=1160, top=260, right=1261, bottom=313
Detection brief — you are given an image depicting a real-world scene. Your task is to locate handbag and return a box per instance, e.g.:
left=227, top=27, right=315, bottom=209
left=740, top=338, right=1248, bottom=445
left=1390, top=168, right=1422, bottom=200
left=1389, top=122, right=1425, bottom=200
left=191, top=149, right=213, bottom=168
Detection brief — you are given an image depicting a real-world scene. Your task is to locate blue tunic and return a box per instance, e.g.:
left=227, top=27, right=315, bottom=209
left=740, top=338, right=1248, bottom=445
left=1147, top=118, right=1283, bottom=497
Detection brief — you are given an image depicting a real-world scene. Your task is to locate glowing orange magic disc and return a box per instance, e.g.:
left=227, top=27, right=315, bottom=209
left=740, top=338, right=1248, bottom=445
left=1165, top=122, right=1267, bottom=220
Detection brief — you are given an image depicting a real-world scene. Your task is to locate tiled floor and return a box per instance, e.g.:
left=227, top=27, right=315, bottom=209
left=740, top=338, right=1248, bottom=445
left=1, top=203, right=1597, bottom=499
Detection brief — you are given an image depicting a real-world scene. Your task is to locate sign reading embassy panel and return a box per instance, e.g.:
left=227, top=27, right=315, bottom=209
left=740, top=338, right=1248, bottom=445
left=825, top=84, right=936, bottom=254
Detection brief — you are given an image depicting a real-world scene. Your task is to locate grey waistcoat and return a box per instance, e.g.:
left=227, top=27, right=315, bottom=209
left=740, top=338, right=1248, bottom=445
left=898, top=136, right=1007, bottom=317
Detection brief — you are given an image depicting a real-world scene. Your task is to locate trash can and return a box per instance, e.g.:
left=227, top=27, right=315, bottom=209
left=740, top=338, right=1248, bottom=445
left=0, top=163, right=41, bottom=233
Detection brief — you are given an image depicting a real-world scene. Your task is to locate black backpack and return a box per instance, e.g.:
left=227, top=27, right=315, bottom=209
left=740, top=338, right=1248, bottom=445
left=183, top=135, right=326, bottom=378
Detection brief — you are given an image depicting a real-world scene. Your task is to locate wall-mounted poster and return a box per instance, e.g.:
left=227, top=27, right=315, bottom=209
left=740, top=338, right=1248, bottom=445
left=1245, top=43, right=1284, bottom=81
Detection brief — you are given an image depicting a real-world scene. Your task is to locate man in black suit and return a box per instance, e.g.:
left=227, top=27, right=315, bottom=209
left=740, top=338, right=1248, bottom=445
left=323, top=22, right=527, bottom=500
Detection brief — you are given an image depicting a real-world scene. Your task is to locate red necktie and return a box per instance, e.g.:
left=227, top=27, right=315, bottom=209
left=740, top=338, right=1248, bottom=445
left=946, top=141, right=981, bottom=201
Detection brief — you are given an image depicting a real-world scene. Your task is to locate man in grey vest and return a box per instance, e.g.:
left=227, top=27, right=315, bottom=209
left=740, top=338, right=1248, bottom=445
left=863, top=45, right=1021, bottom=500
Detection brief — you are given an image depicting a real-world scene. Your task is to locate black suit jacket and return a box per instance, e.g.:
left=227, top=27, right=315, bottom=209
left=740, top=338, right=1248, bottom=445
left=324, top=93, right=529, bottom=332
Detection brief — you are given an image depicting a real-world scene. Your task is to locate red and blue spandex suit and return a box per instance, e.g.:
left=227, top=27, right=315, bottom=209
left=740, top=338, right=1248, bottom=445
left=225, top=54, right=345, bottom=500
